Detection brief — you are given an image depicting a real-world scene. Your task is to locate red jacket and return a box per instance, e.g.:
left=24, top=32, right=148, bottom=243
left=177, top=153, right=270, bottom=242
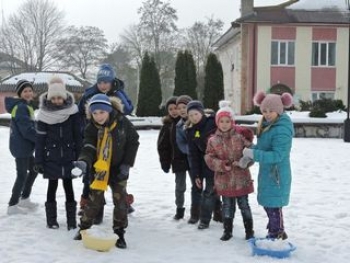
left=205, top=128, right=254, bottom=197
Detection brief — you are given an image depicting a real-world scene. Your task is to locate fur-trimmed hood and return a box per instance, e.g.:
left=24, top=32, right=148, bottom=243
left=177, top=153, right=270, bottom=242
left=85, top=96, right=124, bottom=120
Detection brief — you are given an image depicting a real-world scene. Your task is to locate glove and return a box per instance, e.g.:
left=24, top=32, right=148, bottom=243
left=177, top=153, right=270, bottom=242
left=161, top=163, right=170, bottom=173
left=117, top=164, right=130, bottom=181
left=72, top=161, right=87, bottom=178
left=34, top=164, right=44, bottom=174
left=243, top=148, right=254, bottom=159
left=238, top=156, right=254, bottom=169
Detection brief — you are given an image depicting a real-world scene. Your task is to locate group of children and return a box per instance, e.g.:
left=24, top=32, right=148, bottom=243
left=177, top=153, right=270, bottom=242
left=157, top=92, right=294, bottom=242
left=5, top=64, right=139, bottom=249
left=5, top=64, right=294, bottom=248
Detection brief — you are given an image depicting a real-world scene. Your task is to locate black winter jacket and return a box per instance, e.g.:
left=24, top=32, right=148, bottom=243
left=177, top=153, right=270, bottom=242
left=157, top=115, right=189, bottom=173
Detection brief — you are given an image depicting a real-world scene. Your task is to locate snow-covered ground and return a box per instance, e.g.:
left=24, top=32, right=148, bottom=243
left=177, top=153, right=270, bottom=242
left=0, top=127, right=349, bottom=263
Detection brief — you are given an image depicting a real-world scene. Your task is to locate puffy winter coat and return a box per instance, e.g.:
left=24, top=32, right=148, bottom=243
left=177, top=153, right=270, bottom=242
left=35, top=92, right=82, bottom=180
left=205, top=128, right=254, bottom=197
left=79, top=98, right=139, bottom=184
left=5, top=97, right=36, bottom=158
left=157, top=115, right=189, bottom=173
left=186, top=114, right=216, bottom=179
left=252, top=113, right=294, bottom=207
left=78, top=78, right=133, bottom=121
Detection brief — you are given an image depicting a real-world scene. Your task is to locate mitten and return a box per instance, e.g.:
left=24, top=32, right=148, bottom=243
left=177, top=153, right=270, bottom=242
left=238, top=156, right=254, bottom=169
left=72, top=161, right=87, bottom=178
left=161, top=163, right=170, bottom=173
left=117, top=164, right=130, bottom=181
left=34, top=164, right=44, bottom=174
left=243, top=148, right=254, bottom=159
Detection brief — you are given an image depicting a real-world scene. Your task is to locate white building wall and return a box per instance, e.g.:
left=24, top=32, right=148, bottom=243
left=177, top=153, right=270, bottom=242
left=256, top=25, right=271, bottom=93
left=336, top=27, right=349, bottom=101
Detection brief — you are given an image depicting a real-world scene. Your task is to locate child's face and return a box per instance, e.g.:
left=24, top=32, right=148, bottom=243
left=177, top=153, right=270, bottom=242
left=50, top=96, right=64, bottom=106
left=168, top=104, right=178, bottom=118
left=188, top=110, right=202, bottom=125
left=218, top=116, right=232, bottom=132
left=97, top=81, right=112, bottom=94
left=177, top=103, right=187, bottom=118
left=20, top=87, right=34, bottom=102
left=92, top=109, right=110, bottom=125
left=262, top=109, right=278, bottom=123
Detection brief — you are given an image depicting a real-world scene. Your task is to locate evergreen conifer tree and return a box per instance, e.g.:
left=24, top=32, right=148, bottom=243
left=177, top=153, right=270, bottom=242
left=174, top=50, right=197, bottom=99
left=136, top=52, right=162, bottom=116
left=203, top=53, right=224, bottom=111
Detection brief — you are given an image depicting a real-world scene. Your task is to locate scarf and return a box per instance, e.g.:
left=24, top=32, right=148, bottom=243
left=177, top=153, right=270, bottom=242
left=36, top=94, right=78, bottom=124
left=90, top=121, right=117, bottom=191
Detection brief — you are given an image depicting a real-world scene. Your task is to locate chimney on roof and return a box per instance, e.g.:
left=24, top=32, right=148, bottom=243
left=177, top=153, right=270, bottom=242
left=240, top=0, right=254, bottom=16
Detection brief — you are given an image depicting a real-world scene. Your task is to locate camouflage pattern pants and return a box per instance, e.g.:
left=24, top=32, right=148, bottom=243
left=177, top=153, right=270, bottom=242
left=80, top=180, right=128, bottom=230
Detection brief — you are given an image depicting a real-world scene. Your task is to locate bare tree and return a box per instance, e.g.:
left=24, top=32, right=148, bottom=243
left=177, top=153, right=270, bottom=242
left=183, top=17, right=224, bottom=74
left=55, top=26, right=108, bottom=79
left=0, top=0, right=65, bottom=71
left=120, top=24, right=145, bottom=69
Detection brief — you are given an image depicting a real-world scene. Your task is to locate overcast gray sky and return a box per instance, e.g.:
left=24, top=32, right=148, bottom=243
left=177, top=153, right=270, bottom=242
left=0, top=0, right=284, bottom=44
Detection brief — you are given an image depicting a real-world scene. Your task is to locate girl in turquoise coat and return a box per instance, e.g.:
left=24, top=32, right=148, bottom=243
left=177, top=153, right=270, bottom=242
left=240, top=91, right=293, bottom=240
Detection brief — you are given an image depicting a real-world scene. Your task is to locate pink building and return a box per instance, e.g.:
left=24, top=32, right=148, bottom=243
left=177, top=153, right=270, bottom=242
left=213, top=0, right=349, bottom=114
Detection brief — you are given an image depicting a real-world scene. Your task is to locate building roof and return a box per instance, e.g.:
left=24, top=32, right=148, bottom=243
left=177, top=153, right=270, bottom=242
left=212, top=27, right=241, bottom=48
left=0, top=71, right=91, bottom=93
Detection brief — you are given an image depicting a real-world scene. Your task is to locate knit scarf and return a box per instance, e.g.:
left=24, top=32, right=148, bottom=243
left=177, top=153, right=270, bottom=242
left=90, top=121, right=117, bottom=191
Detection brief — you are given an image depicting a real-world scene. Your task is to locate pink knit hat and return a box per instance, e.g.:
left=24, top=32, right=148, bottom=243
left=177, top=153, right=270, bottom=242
left=253, top=91, right=293, bottom=115
left=215, top=100, right=235, bottom=126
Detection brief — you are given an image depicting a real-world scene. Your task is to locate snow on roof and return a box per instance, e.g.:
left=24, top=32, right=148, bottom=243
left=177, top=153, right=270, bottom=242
left=287, top=0, right=348, bottom=11
left=2, top=72, right=83, bottom=87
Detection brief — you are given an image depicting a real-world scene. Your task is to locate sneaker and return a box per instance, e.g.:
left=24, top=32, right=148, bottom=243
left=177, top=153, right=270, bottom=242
left=7, top=205, right=27, bottom=215
left=18, top=198, right=39, bottom=209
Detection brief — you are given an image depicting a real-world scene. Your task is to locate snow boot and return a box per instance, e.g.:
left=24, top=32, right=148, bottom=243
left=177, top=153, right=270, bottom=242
left=114, top=228, right=127, bottom=249
left=188, top=205, right=200, bottom=224
left=45, top=201, right=59, bottom=229
left=78, top=196, right=88, bottom=216
left=66, top=201, right=77, bottom=231
left=220, top=218, right=233, bottom=241
left=173, top=207, right=185, bottom=220
left=197, top=221, right=209, bottom=230
left=244, top=219, right=255, bottom=240
left=213, top=199, right=223, bottom=223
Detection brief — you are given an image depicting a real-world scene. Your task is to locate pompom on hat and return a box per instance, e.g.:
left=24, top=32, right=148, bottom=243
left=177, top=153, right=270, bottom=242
left=47, top=76, right=67, bottom=100
left=253, top=91, right=293, bottom=115
left=15, top=79, right=33, bottom=97
left=96, top=64, right=116, bottom=83
left=88, top=94, right=113, bottom=113
left=215, top=100, right=235, bottom=126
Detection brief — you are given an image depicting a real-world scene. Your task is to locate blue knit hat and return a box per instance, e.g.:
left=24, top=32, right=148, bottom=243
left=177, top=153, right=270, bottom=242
left=89, top=94, right=113, bottom=113
left=96, top=64, right=116, bottom=83
left=187, top=100, right=204, bottom=114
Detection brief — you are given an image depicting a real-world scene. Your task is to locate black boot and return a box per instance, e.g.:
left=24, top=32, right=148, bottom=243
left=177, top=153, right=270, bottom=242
left=93, top=205, right=104, bottom=225
left=220, top=218, right=233, bottom=241
left=66, top=201, right=77, bottom=231
left=114, top=228, right=127, bottom=249
left=244, top=219, right=255, bottom=240
left=73, top=230, right=82, bottom=240
left=173, top=207, right=185, bottom=220
left=197, top=221, right=209, bottom=230
left=213, top=199, right=223, bottom=223
left=188, top=205, right=200, bottom=224
left=45, top=202, right=59, bottom=229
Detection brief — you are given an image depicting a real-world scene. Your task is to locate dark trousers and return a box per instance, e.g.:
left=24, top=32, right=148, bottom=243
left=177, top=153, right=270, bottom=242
left=264, top=207, right=284, bottom=235
left=80, top=181, right=128, bottom=230
left=222, top=195, right=253, bottom=221
left=47, top=179, right=75, bottom=203
left=9, top=156, right=37, bottom=206
left=174, top=171, right=186, bottom=208
left=199, top=175, right=216, bottom=224
left=189, top=174, right=202, bottom=207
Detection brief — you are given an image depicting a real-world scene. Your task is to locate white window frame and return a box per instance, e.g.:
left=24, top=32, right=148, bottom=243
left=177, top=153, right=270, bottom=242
left=271, top=40, right=295, bottom=66
left=311, top=91, right=335, bottom=101
left=311, top=42, right=336, bottom=67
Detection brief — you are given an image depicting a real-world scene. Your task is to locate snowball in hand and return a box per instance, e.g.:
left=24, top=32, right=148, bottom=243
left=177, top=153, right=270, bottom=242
left=71, top=167, right=83, bottom=177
